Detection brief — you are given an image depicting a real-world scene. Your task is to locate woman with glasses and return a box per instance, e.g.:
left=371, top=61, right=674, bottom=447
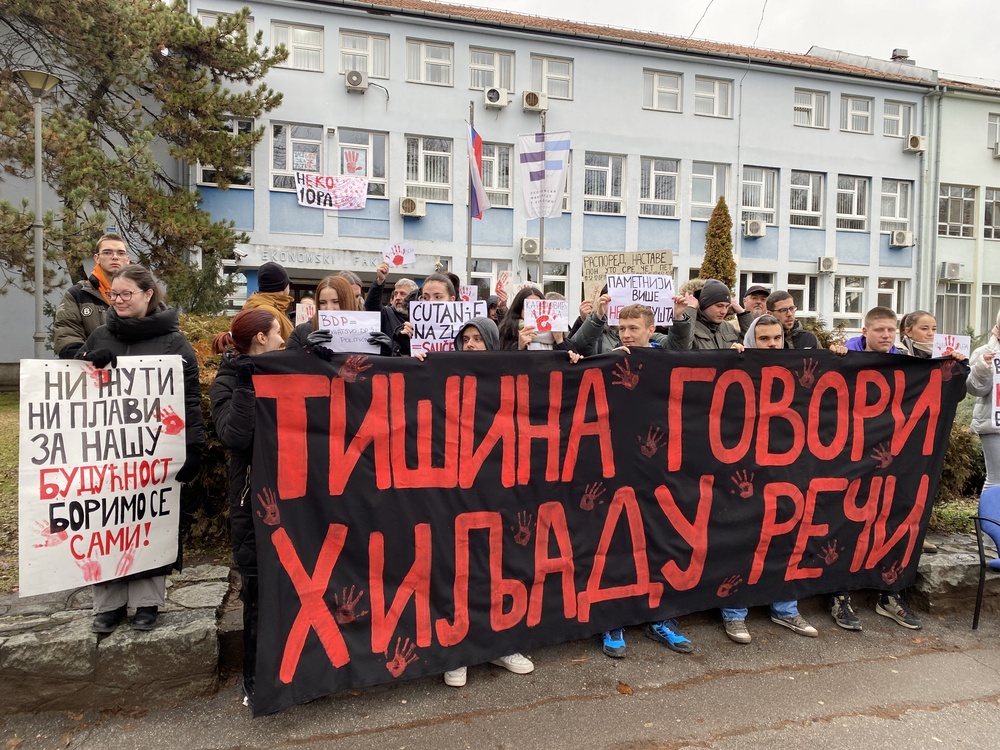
left=77, top=265, right=205, bottom=633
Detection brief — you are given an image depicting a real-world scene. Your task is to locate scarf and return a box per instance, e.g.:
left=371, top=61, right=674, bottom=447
left=91, top=265, right=113, bottom=305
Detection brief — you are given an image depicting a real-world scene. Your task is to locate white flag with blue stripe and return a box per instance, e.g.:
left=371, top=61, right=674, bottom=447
left=517, top=131, right=571, bottom=220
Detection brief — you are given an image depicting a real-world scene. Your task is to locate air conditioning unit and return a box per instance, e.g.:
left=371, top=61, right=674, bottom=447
left=484, top=87, right=508, bottom=109
left=519, top=237, right=540, bottom=257
left=399, top=197, right=426, bottom=218
left=817, top=256, right=838, bottom=274
left=890, top=230, right=914, bottom=247
left=345, top=70, right=368, bottom=93
left=743, top=219, right=766, bottom=238
left=939, top=261, right=962, bottom=280
left=522, top=90, right=548, bottom=112
left=993, top=142, right=1000, bottom=159
left=903, top=134, right=926, bottom=153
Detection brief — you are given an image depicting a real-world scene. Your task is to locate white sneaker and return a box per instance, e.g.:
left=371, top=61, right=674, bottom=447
left=443, top=666, right=467, bottom=687
left=490, top=653, right=534, bottom=675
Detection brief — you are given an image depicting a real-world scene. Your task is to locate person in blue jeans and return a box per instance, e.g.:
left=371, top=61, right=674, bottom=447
left=722, top=316, right=819, bottom=643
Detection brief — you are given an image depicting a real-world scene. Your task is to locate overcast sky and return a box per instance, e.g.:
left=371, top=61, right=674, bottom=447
left=455, top=0, right=997, bottom=82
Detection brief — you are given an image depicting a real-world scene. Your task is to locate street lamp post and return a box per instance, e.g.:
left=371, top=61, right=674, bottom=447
left=15, top=69, right=61, bottom=358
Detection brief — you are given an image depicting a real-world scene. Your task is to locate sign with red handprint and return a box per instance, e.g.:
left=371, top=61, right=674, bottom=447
left=458, top=285, right=478, bottom=302
left=295, top=302, right=316, bottom=325
left=18, top=357, right=188, bottom=596
left=294, top=172, right=368, bottom=210
left=523, top=298, right=569, bottom=333
left=341, top=148, right=366, bottom=175
left=382, top=242, right=415, bottom=268
left=932, top=333, right=970, bottom=359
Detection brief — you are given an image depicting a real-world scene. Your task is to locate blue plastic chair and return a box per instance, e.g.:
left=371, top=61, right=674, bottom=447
left=973, top=485, right=1000, bottom=630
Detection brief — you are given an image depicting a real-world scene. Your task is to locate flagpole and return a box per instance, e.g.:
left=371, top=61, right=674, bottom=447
left=537, top=110, right=546, bottom=293
left=466, top=101, right=474, bottom=285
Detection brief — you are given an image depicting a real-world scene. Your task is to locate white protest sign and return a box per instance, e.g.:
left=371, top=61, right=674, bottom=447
left=932, top=333, right=971, bottom=359
left=18, top=357, right=187, bottom=597
left=523, top=299, right=569, bottom=333
left=383, top=242, right=415, bottom=268
left=582, top=250, right=674, bottom=284
left=295, top=172, right=368, bottom=210
left=459, top=285, right=478, bottom=302
left=993, top=355, right=1000, bottom=429
left=606, top=274, right=675, bottom=326
left=409, top=301, right=488, bottom=355
left=295, top=302, right=316, bottom=325
left=318, top=310, right=382, bottom=354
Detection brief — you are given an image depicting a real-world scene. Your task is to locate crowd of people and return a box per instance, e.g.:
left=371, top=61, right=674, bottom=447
left=52, top=234, right=999, bottom=709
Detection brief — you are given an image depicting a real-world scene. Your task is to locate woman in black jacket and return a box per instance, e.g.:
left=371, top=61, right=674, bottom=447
left=209, top=308, right=284, bottom=708
left=78, top=265, right=205, bottom=633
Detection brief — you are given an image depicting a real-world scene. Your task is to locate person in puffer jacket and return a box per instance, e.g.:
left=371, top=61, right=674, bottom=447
left=968, top=311, right=1000, bottom=491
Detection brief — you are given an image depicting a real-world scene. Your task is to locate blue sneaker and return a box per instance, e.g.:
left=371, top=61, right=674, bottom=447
left=645, top=619, right=694, bottom=653
left=602, top=627, right=626, bottom=658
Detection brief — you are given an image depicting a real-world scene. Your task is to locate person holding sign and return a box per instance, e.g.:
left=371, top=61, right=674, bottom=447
left=364, top=261, right=418, bottom=356
left=498, top=287, right=579, bottom=354
left=968, top=312, right=1000, bottom=492
left=209, top=309, right=285, bottom=709
left=570, top=286, right=695, bottom=355
left=395, top=273, right=457, bottom=356
left=77, top=265, right=205, bottom=633
left=286, top=275, right=391, bottom=358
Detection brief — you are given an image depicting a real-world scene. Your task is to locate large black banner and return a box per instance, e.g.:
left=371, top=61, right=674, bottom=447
left=248, top=348, right=966, bottom=715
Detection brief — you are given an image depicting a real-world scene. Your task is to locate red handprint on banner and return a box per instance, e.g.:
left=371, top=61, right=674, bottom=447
left=817, top=540, right=840, bottom=565
left=385, top=637, right=418, bottom=678
left=639, top=427, right=665, bottom=458
left=256, top=487, right=280, bottom=526
left=33, top=520, right=68, bottom=548
left=580, top=481, right=607, bottom=511
left=159, top=405, right=185, bottom=435
left=717, top=575, right=742, bottom=597
left=730, top=469, right=754, bottom=498
left=85, top=364, right=112, bottom=388
left=333, top=586, right=369, bottom=624
left=116, top=547, right=138, bottom=577
left=77, top=558, right=102, bottom=582
left=881, top=560, right=904, bottom=586
left=940, top=360, right=960, bottom=382
left=338, top=355, right=373, bottom=383
left=797, top=359, right=818, bottom=389
left=344, top=150, right=363, bottom=174
left=871, top=442, right=894, bottom=469
left=512, top=511, right=534, bottom=546
left=612, top=359, right=642, bottom=390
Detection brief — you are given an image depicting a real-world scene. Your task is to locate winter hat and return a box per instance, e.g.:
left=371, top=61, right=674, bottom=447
left=696, top=279, right=732, bottom=309
left=257, top=262, right=290, bottom=293
left=487, top=295, right=499, bottom=309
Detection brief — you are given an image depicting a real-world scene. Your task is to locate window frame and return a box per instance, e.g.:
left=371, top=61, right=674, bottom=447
left=786, top=273, right=819, bottom=317
left=272, top=21, right=324, bottom=72
left=405, top=135, right=452, bottom=202
left=690, top=161, right=728, bottom=220
left=583, top=152, right=625, bottom=215
left=270, top=122, right=323, bottom=192
left=480, top=142, right=512, bottom=207
left=339, top=30, right=389, bottom=79
left=741, top=166, right=778, bottom=225
left=790, top=170, right=824, bottom=228
left=840, top=95, right=873, bottom=134
left=938, top=184, right=976, bottom=238
left=936, top=282, right=971, bottom=334
left=405, top=38, right=454, bottom=86
left=982, top=283, right=1000, bottom=336
left=883, top=100, right=914, bottom=138
left=338, top=128, right=387, bottom=197
left=642, top=69, right=682, bottom=113
left=880, top=179, right=911, bottom=233
left=198, top=117, right=254, bottom=188
left=988, top=113, right=1000, bottom=149
left=985, top=187, right=1000, bottom=240
left=876, top=277, right=907, bottom=315
left=469, top=47, right=514, bottom=91
left=833, top=275, right=867, bottom=330
left=469, top=258, right=512, bottom=302
left=530, top=54, right=573, bottom=99
left=836, top=174, right=870, bottom=231
left=793, top=89, right=828, bottom=129
left=639, top=156, right=679, bottom=218
left=694, top=76, right=732, bottom=118
left=198, top=10, right=254, bottom=40
left=526, top=261, right=569, bottom=298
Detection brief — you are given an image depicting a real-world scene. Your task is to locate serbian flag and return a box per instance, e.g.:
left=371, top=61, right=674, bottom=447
left=467, top=123, right=491, bottom=219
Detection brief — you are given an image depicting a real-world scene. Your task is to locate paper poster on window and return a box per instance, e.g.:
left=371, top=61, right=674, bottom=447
left=317, top=311, right=382, bottom=354
left=342, top=149, right=367, bottom=176
left=293, top=149, right=318, bottom=172
left=18, top=357, right=187, bottom=597
left=606, top=274, right=675, bottom=326
left=409, top=301, right=488, bottom=355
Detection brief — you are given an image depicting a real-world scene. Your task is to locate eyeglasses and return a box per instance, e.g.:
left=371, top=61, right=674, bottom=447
left=98, top=250, right=129, bottom=257
left=772, top=306, right=796, bottom=315
left=109, top=290, right=136, bottom=301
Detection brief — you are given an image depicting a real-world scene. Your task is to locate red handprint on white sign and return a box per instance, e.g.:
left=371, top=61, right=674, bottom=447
left=344, top=150, right=363, bottom=174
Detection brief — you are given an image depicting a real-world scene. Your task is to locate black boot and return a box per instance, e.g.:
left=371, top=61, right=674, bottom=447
left=92, top=605, right=127, bottom=634
left=131, top=606, right=158, bottom=631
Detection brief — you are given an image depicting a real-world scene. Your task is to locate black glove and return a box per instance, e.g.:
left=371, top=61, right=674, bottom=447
left=234, top=355, right=255, bottom=388
left=311, top=344, right=334, bottom=362
left=82, top=348, right=118, bottom=369
left=306, top=329, right=333, bottom=346
left=367, top=331, right=394, bottom=356
left=176, top=446, right=202, bottom=483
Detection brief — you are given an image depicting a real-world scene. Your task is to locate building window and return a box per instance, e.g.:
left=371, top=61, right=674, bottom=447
left=883, top=100, right=914, bottom=137
left=562, top=157, right=572, bottom=212
left=982, top=283, right=1000, bottom=336
left=985, top=188, right=1000, bottom=239
left=936, top=282, right=971, bottom=333
left=739, top=272, right=775, bottom=299
left=481, top=143, right=512, bottom=207
left=643, top=70, right=681, bottom=112
left=338, top=129, right=387, bottom=197
left=833, top=275, right=867, bottom=330
left=583, top=152, right=624, bottom=214
left=790, top=170, right=824, bottom=227
left=880, top=179, right=911, bottom=233
left=786, top=273, right=819, bottom=316
left=741, top=166, right=778, bottom=225
left=198, top=117, right=253, bottom=187
left=339, top=31, right=388, bottom=78
left=794, top=89, right=828, bottom=129
left=694, top=76, right=732, bottom=118
left=271, top=123, right=322, bottom=191
left=198, top=10, right=254, bottom=39
left=406, top=39, right=453, bottom=85
left=836, top=175, right=869, bottom=231
left=840, top=95, right=873, bottom=134
left=938, top=185, right=975, bottom=237
left=526, top=262, right=569, bottom=298
left=640, top=157, right=678, bottom=218
left=469, top=48, right=513, bottom=90
left=405, top=135, right=451, bottom=201
left=691, top=162, right=728, bottom=220
left=988, top=113, right=1000, bottom=149
left=531, top=55, right=573, bottom=99
left=272, top=22, right=323, bottom=71
left=877, top=278, right=906, bottom=315
left=469, top=258, right=511, bottom=301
